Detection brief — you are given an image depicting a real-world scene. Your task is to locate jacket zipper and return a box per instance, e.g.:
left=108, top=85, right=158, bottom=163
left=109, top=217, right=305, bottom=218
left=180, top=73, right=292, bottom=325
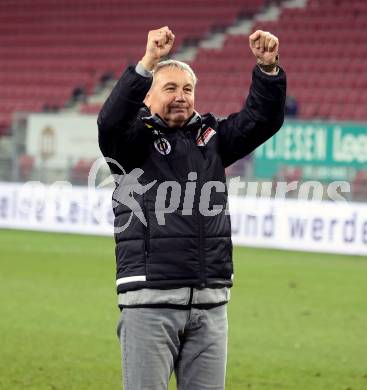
left=183, top=130, right=206, bottom=288
left=197, top=173, right=205, bottom=288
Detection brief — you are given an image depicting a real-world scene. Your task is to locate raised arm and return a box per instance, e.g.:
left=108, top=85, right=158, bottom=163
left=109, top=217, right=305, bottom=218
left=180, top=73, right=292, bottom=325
left=217, top=30, right=286, bottom=167
left=97, top=27, right=175, bottom=165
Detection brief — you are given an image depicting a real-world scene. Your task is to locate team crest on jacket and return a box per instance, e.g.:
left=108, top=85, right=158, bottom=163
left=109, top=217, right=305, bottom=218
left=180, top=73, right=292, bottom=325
left=196, top=127, right=216, bottom=146
left=154, top=137, right=171, bottom=155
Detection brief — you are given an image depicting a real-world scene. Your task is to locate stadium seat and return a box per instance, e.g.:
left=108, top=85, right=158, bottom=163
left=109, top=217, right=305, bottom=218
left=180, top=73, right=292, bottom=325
left=70, top=159, right=95, bottom=185
left=0, top=0, right=266, bottom=134
left=1, top=0, right=366, bottom=134
left=18, top=154, right=35, bottom=181
left=352, top=170, right=367, bottom=201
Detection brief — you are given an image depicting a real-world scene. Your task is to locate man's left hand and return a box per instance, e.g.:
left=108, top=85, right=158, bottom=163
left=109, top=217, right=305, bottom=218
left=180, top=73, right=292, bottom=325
left=249, top=30, right=279, bottom=65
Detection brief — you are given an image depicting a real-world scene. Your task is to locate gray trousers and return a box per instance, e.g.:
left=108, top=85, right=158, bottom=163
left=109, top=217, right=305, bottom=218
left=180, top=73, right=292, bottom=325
left=117, top=305, right=228, bottom=390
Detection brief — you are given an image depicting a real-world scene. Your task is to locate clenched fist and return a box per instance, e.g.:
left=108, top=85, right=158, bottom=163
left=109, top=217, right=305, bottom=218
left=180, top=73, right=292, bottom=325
left=140, top=26, right=175, bottom=71
left=249, top=30, right=279, bottom=70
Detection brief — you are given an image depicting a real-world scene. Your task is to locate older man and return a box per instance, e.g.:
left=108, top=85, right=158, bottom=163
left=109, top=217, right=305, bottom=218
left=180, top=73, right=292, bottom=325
left=98, top=26, right=286, bottom=390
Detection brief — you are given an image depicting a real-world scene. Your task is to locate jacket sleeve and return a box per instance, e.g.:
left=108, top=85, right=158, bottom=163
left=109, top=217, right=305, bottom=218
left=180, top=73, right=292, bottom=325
left=97, top=65, right=153, bottom=169
left=217, top=65, right=286, bottom=168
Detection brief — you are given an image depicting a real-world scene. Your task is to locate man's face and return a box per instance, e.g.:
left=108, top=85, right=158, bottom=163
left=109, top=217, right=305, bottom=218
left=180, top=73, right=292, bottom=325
left=145, top=66, right=195, bottom=128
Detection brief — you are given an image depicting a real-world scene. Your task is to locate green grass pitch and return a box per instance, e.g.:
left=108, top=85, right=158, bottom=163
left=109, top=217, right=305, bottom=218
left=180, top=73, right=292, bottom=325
left=0, top=229, right=366, bottom=389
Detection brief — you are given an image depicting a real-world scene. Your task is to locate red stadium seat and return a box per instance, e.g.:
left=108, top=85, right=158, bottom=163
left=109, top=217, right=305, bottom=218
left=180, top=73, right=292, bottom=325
left=1, top=0, right=366, bottom=132
left=0, top=0, right=267, bottom=133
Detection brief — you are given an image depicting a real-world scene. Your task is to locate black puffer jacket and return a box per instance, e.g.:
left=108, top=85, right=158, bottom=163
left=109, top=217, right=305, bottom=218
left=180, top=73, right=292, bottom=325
left=98, top=65, right=286, bottom=294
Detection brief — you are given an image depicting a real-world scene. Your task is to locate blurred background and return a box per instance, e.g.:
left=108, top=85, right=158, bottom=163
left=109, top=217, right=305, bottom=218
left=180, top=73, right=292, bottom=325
left=0, top=1, right=366, bottom=389
left=0, top=0, right=366, bottom=200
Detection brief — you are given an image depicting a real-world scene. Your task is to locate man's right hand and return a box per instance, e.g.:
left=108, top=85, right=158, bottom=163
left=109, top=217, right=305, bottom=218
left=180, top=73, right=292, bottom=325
left=140, top=27, right=175, bottom=71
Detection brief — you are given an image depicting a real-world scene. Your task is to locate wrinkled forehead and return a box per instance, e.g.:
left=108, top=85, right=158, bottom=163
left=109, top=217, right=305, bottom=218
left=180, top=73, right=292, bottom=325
left=153, top=66, right=195, bottom=88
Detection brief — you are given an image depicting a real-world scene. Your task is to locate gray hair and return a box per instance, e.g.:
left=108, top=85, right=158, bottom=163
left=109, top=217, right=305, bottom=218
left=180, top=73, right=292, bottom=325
left=153, top=59, right=198, bottom=87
